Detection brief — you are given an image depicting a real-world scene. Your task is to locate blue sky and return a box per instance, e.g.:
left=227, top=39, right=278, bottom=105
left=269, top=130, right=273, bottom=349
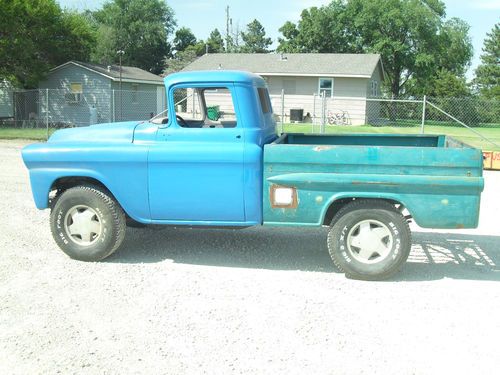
left=59, top=0, right=499, bottom=79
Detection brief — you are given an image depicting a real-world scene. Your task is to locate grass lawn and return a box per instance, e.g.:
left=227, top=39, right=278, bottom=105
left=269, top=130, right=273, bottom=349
left=0, top=127, right=55, bottom=141
left=281, top=123, right=500, bottom=151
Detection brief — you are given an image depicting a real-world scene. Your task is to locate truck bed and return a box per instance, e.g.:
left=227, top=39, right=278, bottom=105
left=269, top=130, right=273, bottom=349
left=262, top=133, right=484, bottom=229
left=281, top=133, right=469, bottom=148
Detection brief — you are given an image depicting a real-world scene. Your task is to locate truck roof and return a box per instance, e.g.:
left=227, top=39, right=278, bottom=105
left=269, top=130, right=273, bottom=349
left=163, top=70, right=266, bottom=88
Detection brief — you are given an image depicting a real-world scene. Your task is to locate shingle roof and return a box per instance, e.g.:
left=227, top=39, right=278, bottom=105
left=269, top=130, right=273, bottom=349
left=52, top=61, right=163, bottom=83
left=182, top=53, right=383, bottom=78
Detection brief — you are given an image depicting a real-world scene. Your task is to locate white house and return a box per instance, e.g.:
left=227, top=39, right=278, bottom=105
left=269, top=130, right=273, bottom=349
left=182, top=53, right=385, bottom=125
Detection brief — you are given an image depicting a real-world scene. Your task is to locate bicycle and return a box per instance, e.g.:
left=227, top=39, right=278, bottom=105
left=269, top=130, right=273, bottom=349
left=327, top=110, right=350, bottom=125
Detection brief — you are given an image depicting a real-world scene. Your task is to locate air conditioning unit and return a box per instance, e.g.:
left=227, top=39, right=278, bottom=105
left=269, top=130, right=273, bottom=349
left=65, top=93, right=82, bottom=103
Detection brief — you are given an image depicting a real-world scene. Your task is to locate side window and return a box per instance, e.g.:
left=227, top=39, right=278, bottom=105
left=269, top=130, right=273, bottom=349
left=258, top=87, right=272, bottom=114
left=173, top=86, right=237, bottom=128
left=172, top=88, right=203, bottom=122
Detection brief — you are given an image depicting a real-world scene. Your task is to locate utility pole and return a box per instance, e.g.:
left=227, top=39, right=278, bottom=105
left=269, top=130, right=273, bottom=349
left=116, top=50, right=124, bottom=121
left=225, top=6, right=231, bottom=53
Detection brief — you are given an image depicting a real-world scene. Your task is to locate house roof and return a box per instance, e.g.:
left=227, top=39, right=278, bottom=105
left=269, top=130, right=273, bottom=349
left=182, top=53, right=384, bottom=79
left=51, top=61, right=164, bottom=84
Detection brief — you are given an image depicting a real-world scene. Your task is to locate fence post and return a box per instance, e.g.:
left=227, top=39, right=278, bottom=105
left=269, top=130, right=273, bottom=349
left=112, top=89, right=115, bottom=122
left=280, top=89, right=285, bottom=134
left=312, top=93, right=316, bottom=133
left=320, top=92, right=326, bottom=134
left=46, top=89, right=49, bottom=140
left=421, top=95, right=426, bottom=134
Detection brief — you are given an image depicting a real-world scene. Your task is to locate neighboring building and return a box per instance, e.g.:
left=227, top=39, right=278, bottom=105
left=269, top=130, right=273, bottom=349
left=39, top=61, right=165, bottom=126
left=182, top=53, right=385, bottom=125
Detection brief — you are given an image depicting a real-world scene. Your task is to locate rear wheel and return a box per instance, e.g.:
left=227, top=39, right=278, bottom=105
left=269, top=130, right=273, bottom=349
left=327, top=200, right=411, bottom=280
left=50, top=186, right=126, bottom=261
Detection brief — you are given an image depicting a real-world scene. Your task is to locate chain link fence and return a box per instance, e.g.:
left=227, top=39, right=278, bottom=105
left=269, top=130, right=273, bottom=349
left=1, top=86, right=499, bottom=148
left=0, top=88, right=165, bottom=130
left=272, top=92, right=500, bottom=149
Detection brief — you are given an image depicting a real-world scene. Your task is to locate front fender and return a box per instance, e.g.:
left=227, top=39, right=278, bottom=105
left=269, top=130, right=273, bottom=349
left=22, top=142, right=151, bottom=222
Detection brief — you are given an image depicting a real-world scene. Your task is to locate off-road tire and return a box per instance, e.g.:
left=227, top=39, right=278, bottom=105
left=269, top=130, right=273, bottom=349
left=327, top=200, right=411, bottom=280
left=50, top=185, right=126, bottom=261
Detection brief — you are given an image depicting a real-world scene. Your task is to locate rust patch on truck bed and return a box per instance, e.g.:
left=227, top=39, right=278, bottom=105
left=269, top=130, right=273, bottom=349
left=313, top=146, right=333, bottom=152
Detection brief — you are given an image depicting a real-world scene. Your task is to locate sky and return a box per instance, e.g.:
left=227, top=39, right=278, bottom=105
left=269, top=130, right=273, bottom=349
left=59, top=0, right=499, bottom=80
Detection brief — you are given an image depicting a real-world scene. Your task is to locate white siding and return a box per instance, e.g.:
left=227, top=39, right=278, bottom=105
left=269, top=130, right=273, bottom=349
left=266, top=76, right=369, bottom=125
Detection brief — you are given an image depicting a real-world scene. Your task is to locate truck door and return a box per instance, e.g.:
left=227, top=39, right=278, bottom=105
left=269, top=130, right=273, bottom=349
left=148, top=85, right=246, bottom=223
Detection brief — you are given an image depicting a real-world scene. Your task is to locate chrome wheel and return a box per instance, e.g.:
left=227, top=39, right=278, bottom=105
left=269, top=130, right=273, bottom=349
left=64, top=205, right=102, bottom=246
left=346, top=219, right=393, bottom=264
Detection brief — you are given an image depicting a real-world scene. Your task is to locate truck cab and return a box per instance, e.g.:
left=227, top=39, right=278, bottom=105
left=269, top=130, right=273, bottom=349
left=145, top=71, right=276, bottom=225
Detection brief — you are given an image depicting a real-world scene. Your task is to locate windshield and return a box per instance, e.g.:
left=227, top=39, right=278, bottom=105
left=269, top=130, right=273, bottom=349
left=149, top=91, right=195, bottom=124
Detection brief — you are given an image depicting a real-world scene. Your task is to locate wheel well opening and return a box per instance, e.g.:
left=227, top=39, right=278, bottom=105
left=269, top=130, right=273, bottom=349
left=49, top=177, right=135, bottom=221
left=322, top=198, right=405, bottom=226
left=49, top=177, right=112, bottom=208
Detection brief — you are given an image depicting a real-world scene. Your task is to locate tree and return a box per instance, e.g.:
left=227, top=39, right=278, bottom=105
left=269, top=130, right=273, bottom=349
left=474, top=23, right=500, bottom=100
left=405, top=17, right=473, bottom=96
left=277, top=0, right=473, bottom=97
left=206, top=29, right=225, bottom=53
left=163, top=31, right=206, bottom=75
left=174, top=27, right=197, bottom=53
left=0, top=0, right=95, bottom=88
left=240, top=19, right=272, bottom=53
left=429, top=69, right=471, bottom=98
left=92, top=0, right=176, bottom=74
left=278, top=2, right=362, bottom=54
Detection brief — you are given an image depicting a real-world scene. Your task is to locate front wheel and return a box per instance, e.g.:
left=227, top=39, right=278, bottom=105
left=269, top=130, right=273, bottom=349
left=327, top=200, right=411, bottom=280
left=50, top=185, right=126, bottom=261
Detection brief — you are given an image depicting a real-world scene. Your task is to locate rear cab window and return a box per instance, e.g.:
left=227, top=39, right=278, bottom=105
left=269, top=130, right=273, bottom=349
left=258, top=87, right=272, bottom=114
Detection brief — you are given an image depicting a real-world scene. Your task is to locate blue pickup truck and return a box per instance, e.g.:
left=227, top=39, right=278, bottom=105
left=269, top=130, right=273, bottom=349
left=22, top=71, right=484, bottom=280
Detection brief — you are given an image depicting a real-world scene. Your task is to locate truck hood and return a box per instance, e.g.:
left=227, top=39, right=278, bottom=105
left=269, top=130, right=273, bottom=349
left=47, top=121, right=142, bottom=143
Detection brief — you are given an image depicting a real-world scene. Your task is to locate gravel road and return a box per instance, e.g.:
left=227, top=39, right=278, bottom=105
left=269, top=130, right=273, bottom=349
left=1, top=139, right=499, bottom=375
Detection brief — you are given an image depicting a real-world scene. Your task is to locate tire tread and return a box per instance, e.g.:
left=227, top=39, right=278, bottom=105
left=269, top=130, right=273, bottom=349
left=327, top=199, right=411, bottom=280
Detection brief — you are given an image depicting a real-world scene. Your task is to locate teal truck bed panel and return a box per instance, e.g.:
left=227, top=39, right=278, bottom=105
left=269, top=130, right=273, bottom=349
left=263, top=133, right=484, bottom=229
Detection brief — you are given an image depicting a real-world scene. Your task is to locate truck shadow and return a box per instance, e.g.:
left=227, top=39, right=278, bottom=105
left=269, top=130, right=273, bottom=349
left=397, top=232, right=500, bottom=282
left=110, top=226, right=500, bottom=281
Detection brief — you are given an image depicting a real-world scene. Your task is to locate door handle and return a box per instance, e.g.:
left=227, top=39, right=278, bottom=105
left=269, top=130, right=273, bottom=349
left=236, top=135, right=241, bottom=139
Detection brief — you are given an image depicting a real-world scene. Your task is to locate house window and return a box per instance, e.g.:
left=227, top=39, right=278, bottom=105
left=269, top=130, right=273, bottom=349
left=131, top=84, right=139, bottom=104
left=65, top=82, right=83, bottom=103
left=283, top=80, right=296, bottom=95
left=319, top=78, right=333, bottom=97
left=370, top=80, right=379, bottom=97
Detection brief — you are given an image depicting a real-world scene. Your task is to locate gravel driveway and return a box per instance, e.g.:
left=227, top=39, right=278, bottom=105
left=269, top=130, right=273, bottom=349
left=1, top=139, right=499, bottom=375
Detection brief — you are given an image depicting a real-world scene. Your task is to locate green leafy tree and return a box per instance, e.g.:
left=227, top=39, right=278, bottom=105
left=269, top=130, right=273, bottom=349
left=174, top=27, right=197, bottom=53
left=240, top=19, right=272, bottom=53
left=206, top=29, right=225, bottom=53
left=405, top=17, right=473, bottom=96
left=163, top=34, right=205, bottom=76
left=429, top=69, right=471, bottom=97
left=474, top=23, right=500, bottom=99
left=0, top=0, right=95, bottom=88
left=92, top=0, right=176, bottom=74
left=278, top=2, right=362, bottom=53
left=163, top=49, right=197, bottom=76
left=277, top=0, right=473, bottom=97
